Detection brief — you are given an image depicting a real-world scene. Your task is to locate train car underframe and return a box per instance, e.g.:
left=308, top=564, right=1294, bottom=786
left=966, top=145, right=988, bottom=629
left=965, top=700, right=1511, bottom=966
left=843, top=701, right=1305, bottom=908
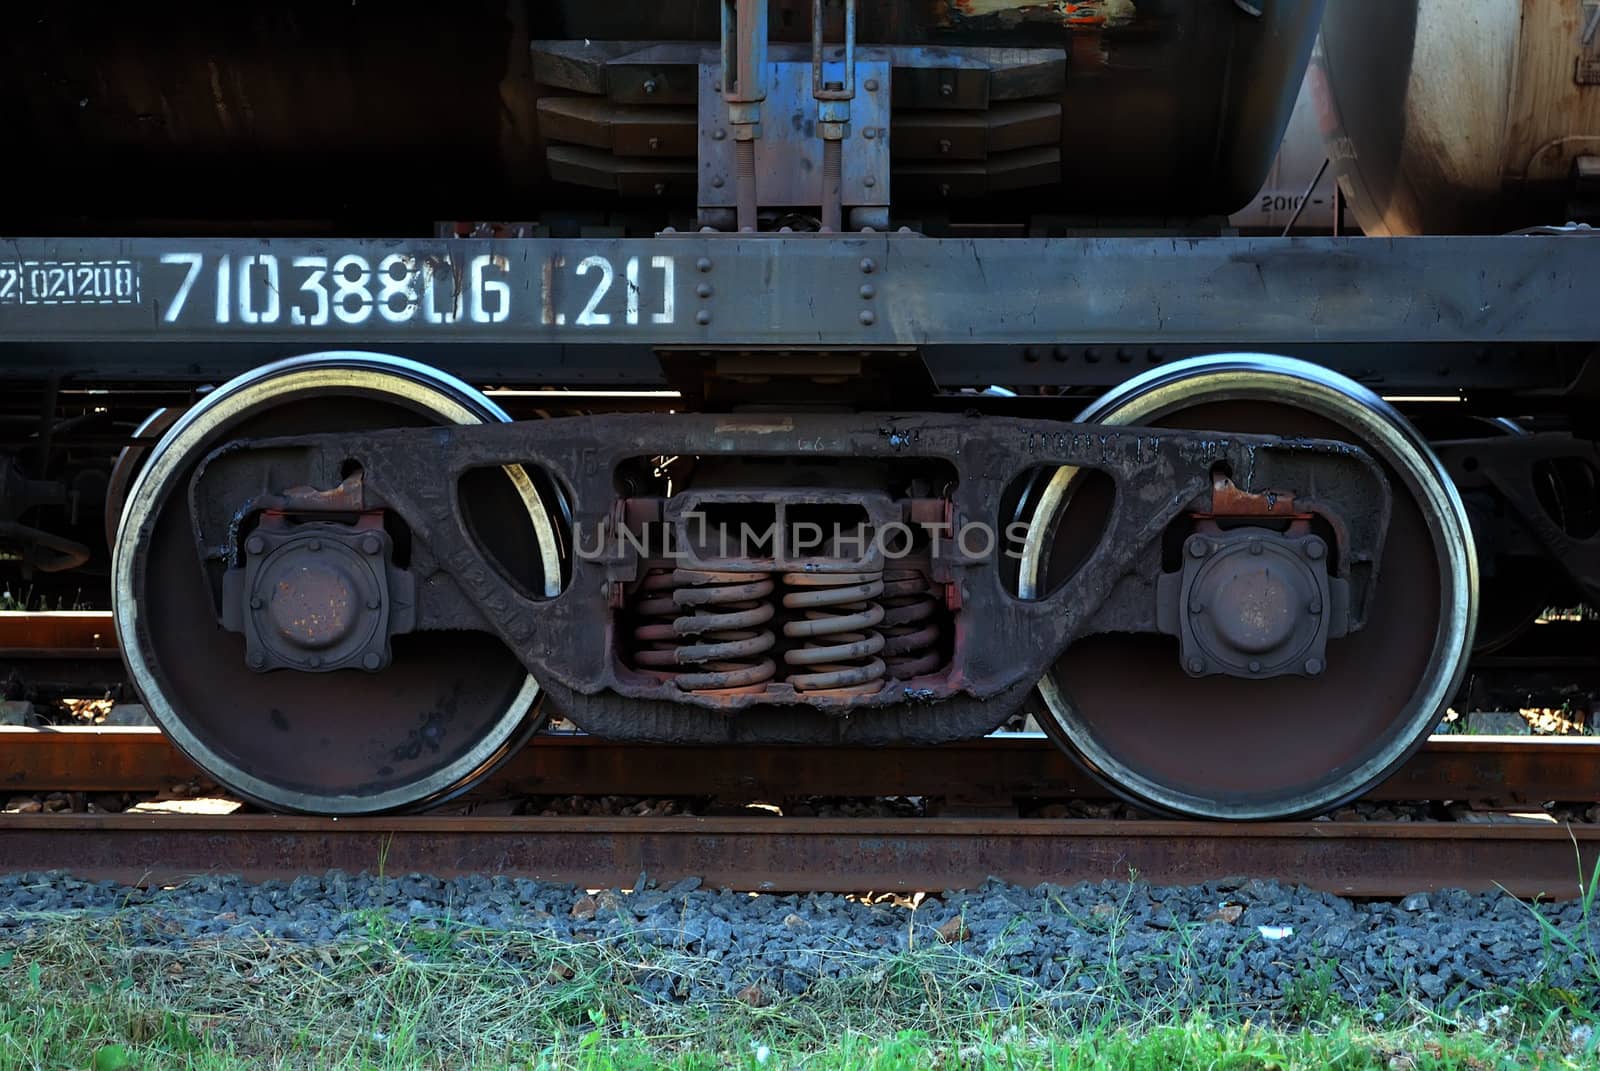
left=3, top=6, right=1599, bottom=822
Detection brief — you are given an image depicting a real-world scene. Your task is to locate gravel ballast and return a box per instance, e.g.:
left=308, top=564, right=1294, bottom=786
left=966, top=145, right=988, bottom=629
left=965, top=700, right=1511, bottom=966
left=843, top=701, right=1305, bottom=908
left=0, top=870, right=1593, bottom=1018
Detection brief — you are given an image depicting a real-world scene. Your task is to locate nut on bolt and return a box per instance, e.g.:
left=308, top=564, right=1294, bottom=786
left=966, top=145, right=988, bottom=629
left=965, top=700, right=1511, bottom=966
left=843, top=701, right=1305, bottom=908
left=1186, top=536, right=1210, bottom=559
left=1304, top=538, right=1326, bottom=560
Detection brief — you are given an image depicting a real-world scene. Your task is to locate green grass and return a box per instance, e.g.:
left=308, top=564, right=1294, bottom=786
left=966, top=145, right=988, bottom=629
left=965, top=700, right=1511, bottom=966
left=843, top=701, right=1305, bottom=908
left=0, top=894, right=1594, bottom=1071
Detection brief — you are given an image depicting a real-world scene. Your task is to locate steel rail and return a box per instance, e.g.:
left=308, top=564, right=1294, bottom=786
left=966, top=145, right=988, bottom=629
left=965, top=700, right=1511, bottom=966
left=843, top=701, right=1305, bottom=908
left=0, top=813, right=1595, bottom=898
left=1, top=727, right=1595, bottom=807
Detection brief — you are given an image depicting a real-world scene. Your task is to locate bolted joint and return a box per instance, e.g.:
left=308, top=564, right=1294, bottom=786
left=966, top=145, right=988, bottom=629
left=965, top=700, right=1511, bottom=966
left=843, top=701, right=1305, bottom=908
left=221, top=514, right=413, bottom=675
left=818, top=100, right=851, bottom=126
left=1161, top=524, right=1345, bottom=682
left=818, top=120, right=849, bottom=140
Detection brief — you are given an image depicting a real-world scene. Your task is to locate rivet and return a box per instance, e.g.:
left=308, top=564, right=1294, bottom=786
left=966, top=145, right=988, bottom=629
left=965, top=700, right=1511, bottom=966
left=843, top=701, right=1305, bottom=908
left=696, top=309, right=712, bottom=325
left=361, top=534, right=382, bottom=555
left=648, top=136, right=660, bottom=150
left=245, top=535, right=266, bottom=555
left=367, top=597, right=381, bottom=610
left=859, top=310, right=876, bottom=326
left=1305, top=539, right=1325, bottom=560
left=1023, top=347, right=1040, bottom=362
left=1187, top=657, right=1205, bottom=674
left=1083, top=347, right=1102, bottom=363
left=249, top=650, right=265, bottom=668
left=863, top=175, right=876, bottom=188
left=938, top=139, right=952, bottom=154
left=863, top=127, right=875, bottom=139
left=697, top=282, right=714, bottom=298
left=697, top=257, right=713, bottom=272
left=306, top=655, right=321, bottom=669
left=307, top=539, right=322, bottom=552
left=860, top=258, right=876, bottom=273
left=362, top=652, right=383, bottom=671
left=1187, top=538, right=1209, bottom=559
left=1304, top=657, right=1324, bottom=675
left=713, top=129, right=727, bottom=140
left=1052, top=346, right=1069, bottom=362
left=864, top=78, right=879, bottom=91
left=1248, top=660, right=1261, bottom=674
left=859, top=283, right=875, bottom=299
left=643, top=79, right=658, bottom=94
left=940, top=83, right=953, bottom=97
left=712, top=176, right=725, bottom=188
left=249, top=596, right=263, bottom=610
left=1308, top=596, right=1322, bottom=614
left=1249, top=539, right=1263, bottom=555
left=1188, top=597, right=1203, bottom=614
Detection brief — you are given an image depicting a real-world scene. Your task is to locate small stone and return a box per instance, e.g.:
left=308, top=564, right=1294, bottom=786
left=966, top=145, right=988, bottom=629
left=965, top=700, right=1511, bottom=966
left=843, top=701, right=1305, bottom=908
left=0, top=701, right=38, bottom=727
left=570, top=895, right=598, bottom=921
left=936, top=915, right=969, bottom=943
left=1400, top=893, right=1431, bottom=912
left=1206, top=904, right=1243, bottom=924
left=782, top=913, right=809, bottom=930
left=1465, top=711, right=1530, bottom=735
left=102, top=704, right=152, bottom=727
left=595, top=890, right=622, bottom=914
left=5, top=797, right=42, bottom=814
left=735, top=983, right=769, bottom=1007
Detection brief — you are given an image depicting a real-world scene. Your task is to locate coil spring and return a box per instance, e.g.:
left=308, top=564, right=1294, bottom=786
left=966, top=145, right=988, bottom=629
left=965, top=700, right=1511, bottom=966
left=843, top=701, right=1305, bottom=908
left=633, top=568, right=776, bottom=693
left=781, top=572, right=887, bottom=694
left=879, top=569, right=944, bottom=678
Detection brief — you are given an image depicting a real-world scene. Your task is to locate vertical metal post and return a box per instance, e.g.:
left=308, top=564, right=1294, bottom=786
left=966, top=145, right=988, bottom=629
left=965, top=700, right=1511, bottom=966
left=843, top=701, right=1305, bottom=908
left=720, top=0, right=768, bottom=232
left=812, top=0, right=857, bottom=233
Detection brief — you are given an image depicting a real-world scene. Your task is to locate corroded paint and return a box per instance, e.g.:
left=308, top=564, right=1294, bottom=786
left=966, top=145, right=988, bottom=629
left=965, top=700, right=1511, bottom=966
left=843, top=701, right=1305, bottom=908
left=945, top=0, right=1136, bottom=29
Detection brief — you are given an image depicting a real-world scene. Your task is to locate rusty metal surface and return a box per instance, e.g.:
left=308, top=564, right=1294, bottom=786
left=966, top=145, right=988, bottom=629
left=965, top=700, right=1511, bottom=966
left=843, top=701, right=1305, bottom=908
left=0, top=812, right=1595, bottom=898
left=183, top=410, right=1385, bottom=748
left=1, top=728, right=1595, bottom=808
left=0, top=612, right=115, bottom=653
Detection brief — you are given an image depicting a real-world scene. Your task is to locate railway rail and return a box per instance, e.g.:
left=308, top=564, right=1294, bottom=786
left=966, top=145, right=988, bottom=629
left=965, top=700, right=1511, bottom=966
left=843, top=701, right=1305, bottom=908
left=0, top=726, right=1596, bottom=898
left=0, top=814, right=1594, bottom=900
left=0, top=727, right=1596, bottom=808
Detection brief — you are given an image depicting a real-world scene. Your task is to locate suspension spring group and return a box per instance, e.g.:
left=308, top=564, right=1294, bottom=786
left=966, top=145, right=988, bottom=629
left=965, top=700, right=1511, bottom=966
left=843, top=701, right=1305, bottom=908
left=625, top=566, right=948, bottom=696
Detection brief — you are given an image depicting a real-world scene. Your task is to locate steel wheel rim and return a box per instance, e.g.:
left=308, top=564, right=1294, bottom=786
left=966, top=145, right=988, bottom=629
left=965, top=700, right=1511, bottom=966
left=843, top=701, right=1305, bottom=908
left=113, top=351, right=559, bottom=814
left=1018, top=354, right=1478, bottom=819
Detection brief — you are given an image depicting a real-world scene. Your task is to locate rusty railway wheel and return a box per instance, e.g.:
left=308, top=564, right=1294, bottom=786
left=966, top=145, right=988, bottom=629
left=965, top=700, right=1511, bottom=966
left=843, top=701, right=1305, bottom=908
left=1019, top=354, right=1477, bottom=820
left=112, top=352, right=562, bottom=814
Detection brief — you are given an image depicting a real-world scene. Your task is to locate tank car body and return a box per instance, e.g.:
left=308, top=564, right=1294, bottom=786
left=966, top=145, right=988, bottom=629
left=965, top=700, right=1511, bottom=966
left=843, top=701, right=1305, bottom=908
left=1, top=2, right=1597, bottom=822
left=1318, top=0, right=1600, bottom=234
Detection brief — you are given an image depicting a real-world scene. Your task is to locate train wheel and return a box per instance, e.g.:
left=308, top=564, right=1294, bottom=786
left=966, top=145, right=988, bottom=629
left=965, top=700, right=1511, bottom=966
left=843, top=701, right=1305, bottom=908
left=1018, top=354, right=1477, bottom=819
left=112, top=352, right=562, bottom=814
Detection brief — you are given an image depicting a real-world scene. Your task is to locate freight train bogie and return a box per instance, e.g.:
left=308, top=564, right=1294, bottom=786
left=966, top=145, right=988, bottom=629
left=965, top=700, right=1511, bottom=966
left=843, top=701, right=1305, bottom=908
left=105, top=348, right=1489, bottom=820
